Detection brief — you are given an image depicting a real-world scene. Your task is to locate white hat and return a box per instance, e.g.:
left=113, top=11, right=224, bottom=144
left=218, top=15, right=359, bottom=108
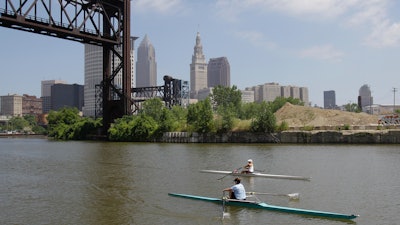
left=248, top=159, right=253, bottom=162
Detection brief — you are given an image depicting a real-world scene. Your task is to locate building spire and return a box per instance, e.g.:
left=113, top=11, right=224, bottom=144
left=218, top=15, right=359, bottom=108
left=190, top=31, right=208, bottom=99
left=194, top=32, right=204, bottom=58
left=196, top=32, right=201, bottom=45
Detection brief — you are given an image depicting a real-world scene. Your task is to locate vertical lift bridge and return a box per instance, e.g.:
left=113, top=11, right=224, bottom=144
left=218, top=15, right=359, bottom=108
left=0, top=0, right=131, bottom=134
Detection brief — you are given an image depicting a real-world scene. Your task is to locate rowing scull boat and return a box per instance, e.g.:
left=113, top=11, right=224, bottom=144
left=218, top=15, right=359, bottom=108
left=168, top=193, right=358, bottom=220
left=200, top=169, right=311, bottom=181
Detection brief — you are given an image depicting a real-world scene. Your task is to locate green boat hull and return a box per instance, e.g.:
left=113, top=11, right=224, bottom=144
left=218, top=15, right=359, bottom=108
left=168, top=193, right=358, bottom=220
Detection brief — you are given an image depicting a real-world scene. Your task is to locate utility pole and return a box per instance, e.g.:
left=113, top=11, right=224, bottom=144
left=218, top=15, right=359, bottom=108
left=393, top=87, right=397, bottom=113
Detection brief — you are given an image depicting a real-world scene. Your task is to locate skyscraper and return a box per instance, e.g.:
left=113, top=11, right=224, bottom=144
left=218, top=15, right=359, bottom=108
left=207, top=57, right=230, bottom=88
left=190, top=32, right=208, bottom=98
left=324, top=90, right=336, bottom=109
left=83, top=37, right=137, bottom=117
left=359, top=84, right=373, bottom=109
left=136, top=34, right=157, bottom=87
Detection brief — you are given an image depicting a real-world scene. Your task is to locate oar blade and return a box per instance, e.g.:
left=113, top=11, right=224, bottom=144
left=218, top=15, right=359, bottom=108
left=287, top=193, right=300, bottom=200
left=247, top=191, right=300, bottom=200
left=222, top=212, right=230, bottom=219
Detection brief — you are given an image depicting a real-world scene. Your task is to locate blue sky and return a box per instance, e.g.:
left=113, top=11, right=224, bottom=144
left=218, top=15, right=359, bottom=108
left=1, top=0, right=400, bottom=107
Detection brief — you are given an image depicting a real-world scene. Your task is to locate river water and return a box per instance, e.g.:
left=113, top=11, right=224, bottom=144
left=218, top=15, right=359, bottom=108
left=1, top=137, right=399, bottom=225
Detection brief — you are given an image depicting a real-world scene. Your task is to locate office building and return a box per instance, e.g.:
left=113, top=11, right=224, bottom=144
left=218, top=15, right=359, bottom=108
left=241, top=90, right=255, bottom=103
left=281, top=86, right=291, bottom=98
left=41, top=80, right=66, bottom=113
left=0, top=94, right=22, bottom=116
left=300, top=87, right=309, bottom=106
left=190, top=32, right=208, bottom=98
left=259, top=83, right=281, bottom=102
left=324, top=90, right=336, bottom=109
left=290, top=86, right=300, bottom=100
left=207, top=57, right=230, bottom=88
left=197, top=87, right=213, bottom=101
left=247, top=83, right=309, bottom=104
left=51, top=84, right=84, bottom=111
left=359, top=84, right=373, bottom=109
left=22, top=94, right=42, bottom=115
left=83, top=37, right=137, bottom=117
left=136, top=34, right=157, bottom=87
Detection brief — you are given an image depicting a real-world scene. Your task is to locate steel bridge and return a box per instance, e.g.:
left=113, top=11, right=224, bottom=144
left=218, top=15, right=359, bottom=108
left=0, top=0, right=188, bottom=135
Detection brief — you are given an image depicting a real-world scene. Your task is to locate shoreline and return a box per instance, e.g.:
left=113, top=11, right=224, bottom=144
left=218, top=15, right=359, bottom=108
left=2, top=130, right=399, bottom=144
left=0, top=134, right=47, bottom=138
left=161, top=130, right=400, bottom=144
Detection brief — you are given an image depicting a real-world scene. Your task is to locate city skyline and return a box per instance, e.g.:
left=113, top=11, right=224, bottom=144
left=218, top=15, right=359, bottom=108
left=1, top=0, right=400, bottom=107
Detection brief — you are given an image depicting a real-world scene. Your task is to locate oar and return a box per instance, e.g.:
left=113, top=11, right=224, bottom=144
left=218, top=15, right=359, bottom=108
left=222, top=192, right=230, bottom=219
left=247, top=191, right=300, bottom=200
left=217, top=167, right=242, bottom=180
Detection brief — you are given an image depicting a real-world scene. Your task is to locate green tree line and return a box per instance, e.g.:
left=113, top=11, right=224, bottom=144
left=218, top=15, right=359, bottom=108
left=17, top=85, right=304, bottom=141
left=0, top=114, right=46, bottom=134
left=106, top=85, right=303, bottom=141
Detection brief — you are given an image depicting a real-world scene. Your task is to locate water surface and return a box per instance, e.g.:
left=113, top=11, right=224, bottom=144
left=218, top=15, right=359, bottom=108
left=1, top=138, right=399, bottom=224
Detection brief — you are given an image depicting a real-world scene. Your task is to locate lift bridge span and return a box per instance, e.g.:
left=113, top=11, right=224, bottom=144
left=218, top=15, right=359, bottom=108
left=0, top=0, right=187, bottom=135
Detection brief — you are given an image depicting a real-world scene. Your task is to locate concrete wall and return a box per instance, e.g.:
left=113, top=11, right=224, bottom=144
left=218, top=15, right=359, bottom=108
left=161, top=132, right=279, bottom=143
left=161, top=130, right=400, bottom=144
left=278, top=130, right=400, bottom=144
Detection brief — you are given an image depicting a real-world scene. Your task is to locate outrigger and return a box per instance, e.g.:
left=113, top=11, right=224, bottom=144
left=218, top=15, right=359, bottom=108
left=200, top=169, right=311, bottom=181
left=168, top=193, right=358, bottom=220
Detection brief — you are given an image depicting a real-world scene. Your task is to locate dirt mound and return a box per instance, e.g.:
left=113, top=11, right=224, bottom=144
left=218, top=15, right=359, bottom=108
left=275, top=103, right=379, bottom=127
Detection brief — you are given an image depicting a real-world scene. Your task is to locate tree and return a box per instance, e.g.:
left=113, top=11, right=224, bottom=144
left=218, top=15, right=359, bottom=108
left=157, top=108, right=176, bottom=133
left=344, top=103, right=361, bottom=113
left=47, top=107, right=80, bottom=126
left=270, top=96, right=304, bottom=113
left=170, top=105, right=188, bottom=131
left=131, top=115, right=158, bottom=141
left=108, top=114, right=159, bottom=142
left=250, top=101, right=276, bottom=133
left=8, top=116, right=30, bottom=132
left=69, top=117, right=102, bottom=140
left=187, top=98, right=214, bottom=133
left=47, top=107, right=101, bottom=140
left=108, top=115, right=135, bottom=141
left=140, top=98, right=180, bottom=134
left=210, top=85, right=242, bottom=116
left=141, top=98, right=164, bottom=122
left=215, top=106, right=235, bottom=133
left=239, top=102, right=263, bottom=120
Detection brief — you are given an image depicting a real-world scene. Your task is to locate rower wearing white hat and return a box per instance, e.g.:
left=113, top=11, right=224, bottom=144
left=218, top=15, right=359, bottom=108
left=242, top=159, right=254, bottom=174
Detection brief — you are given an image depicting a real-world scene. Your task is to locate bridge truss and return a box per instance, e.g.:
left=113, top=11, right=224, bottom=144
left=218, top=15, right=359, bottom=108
left=0, top=1, right=189, bottom=135
left=0, top=0, right=131, bottom=134
left=95, top=76, right=189, bottom=117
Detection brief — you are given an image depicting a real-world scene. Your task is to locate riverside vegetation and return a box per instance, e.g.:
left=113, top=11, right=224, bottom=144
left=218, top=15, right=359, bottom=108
left=4, top=85, right=398, bottom=141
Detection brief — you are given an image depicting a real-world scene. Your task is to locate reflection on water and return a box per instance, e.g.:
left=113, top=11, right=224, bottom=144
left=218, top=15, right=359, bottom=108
left=0, top=138, right=399, bottom=224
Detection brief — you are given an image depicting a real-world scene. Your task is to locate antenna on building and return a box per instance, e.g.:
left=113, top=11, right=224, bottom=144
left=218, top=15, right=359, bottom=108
left=393, top=87, right=398, bottom=113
